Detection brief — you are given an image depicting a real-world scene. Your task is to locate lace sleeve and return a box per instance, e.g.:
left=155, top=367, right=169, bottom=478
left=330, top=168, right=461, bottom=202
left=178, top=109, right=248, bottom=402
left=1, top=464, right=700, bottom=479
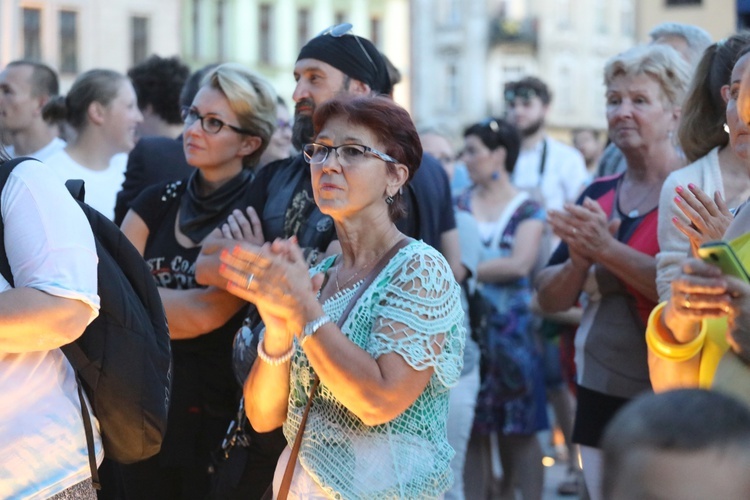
left=368, top=245, right=465, bottom=388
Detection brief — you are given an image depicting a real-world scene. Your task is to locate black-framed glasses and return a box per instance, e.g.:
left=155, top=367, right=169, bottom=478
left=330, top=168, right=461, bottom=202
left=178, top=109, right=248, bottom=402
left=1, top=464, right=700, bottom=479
left=181, top=106, right=253, bottom=135
left=302, top=142, right=398, bottom=167
left=316, top=23, right=377, bottom=71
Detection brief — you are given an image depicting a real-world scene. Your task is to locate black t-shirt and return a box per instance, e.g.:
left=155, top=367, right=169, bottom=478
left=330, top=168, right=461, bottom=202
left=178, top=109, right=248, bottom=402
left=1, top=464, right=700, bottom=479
left=396, top=153, right=456, bottom=250
left=247, top=154, right=337, bottom=264
left=131, top=180, right=246, bottom=464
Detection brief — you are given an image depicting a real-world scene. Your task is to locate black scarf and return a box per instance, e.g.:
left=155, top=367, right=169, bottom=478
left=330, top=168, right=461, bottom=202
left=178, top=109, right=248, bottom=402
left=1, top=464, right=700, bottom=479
left=178, top=168, right=254, bottom=244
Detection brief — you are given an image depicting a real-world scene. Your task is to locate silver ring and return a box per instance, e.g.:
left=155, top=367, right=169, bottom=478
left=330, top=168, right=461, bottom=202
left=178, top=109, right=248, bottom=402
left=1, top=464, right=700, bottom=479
left=684, top=293, right=691, bottom=309
left=572, top=228, right=578, bottom=235
left=245, top=273, right=255, bottom=290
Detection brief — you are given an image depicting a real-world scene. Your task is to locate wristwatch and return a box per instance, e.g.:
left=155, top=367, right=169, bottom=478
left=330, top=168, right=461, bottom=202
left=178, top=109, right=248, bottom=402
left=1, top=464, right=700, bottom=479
left=299, top=314, right=331, bottom=347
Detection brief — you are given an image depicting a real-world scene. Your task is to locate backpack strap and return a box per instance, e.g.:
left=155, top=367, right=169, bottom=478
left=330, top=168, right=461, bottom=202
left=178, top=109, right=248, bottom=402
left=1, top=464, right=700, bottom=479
left=65, top=179, right=86, bottom=202
left=76, top=376, right=101, bottom=489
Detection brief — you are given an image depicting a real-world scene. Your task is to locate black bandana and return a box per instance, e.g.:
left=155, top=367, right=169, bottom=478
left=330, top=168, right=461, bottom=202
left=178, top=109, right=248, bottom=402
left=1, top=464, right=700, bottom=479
left=178, top=169, right=254, bottom=244
left=297, top=34, right=391, bottom=95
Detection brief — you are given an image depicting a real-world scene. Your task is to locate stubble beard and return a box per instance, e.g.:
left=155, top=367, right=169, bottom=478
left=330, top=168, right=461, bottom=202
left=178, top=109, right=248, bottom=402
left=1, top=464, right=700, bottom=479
left=520, top=117, right=545, bottom=138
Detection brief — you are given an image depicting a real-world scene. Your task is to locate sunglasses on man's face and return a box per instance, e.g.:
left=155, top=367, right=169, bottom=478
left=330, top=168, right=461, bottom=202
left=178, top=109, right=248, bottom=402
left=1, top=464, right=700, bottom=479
left=316, top=23, right=377, bottom=71
left=504, top=87, right=539, bottom=104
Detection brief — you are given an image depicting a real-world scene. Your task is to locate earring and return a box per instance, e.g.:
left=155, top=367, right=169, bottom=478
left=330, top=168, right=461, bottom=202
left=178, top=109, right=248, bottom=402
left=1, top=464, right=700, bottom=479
left=385, top=195, right=394, bottom=205
left=724, top=123, right=730, bottom=134
left=491, top=171, right=500, bottom=181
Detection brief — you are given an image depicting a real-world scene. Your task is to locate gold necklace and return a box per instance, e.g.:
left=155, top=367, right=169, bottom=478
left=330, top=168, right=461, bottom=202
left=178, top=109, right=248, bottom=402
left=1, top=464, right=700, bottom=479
left=334, top=235, right=400, bottom=292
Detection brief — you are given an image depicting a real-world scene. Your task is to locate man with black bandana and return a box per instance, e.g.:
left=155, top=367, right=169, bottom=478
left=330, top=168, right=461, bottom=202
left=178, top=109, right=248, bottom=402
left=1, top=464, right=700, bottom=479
left=505, top=76, right=587, bottom=213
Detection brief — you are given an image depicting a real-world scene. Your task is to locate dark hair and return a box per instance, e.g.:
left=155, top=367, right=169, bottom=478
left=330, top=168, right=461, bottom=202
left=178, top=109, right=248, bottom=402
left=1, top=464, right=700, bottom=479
left=42, top=69, right=127, bottom=131
left=601, top=389, right=750, bottom=498
left=312, top=95, right=422, bottom=221
left=179, top=63, right=220, bottom=110
left=678, top=32, right=750, bottom=162
left=463, top=118, right=521, bottom=174
left=127, top=55, right=190, bottom=125
left=7, top=60, right=59, bottom=97
left=504, top=76, right=552, bottom=105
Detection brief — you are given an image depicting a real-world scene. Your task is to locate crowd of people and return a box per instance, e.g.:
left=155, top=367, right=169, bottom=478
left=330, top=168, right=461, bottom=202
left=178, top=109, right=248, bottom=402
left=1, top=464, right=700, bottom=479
left=2, top=17, right=750, bottom=500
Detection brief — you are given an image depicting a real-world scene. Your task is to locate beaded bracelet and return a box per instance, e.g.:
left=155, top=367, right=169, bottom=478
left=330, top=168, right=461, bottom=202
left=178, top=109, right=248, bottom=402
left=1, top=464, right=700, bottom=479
left=646, top=302, right=707, bottom=362
left=257, top=338, right=295, bottom=366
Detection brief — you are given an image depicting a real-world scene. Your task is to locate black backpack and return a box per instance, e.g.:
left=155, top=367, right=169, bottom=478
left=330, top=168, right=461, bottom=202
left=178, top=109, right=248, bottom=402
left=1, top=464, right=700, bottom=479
left=0, top=158, right=171, bottom=483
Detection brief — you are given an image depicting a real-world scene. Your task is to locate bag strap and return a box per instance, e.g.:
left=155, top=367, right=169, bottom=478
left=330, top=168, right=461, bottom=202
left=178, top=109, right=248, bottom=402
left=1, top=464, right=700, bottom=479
left=277, top=237, right=411, bottom=499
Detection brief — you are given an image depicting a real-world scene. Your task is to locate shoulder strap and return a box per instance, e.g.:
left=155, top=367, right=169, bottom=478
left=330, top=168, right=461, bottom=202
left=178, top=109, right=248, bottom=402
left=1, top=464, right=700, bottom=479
left=277, top=237, right=411, bottom=499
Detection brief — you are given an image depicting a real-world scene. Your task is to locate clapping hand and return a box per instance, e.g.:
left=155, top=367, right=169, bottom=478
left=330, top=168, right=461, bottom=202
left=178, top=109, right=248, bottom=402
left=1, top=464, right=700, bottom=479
left=672, top=184, right=733, bottom=257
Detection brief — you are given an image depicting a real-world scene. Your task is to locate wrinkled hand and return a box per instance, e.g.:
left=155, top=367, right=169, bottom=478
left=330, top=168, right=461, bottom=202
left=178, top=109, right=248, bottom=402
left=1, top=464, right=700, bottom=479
left=219, top=238, right=324, bottom=336
left=671, top=184, right=733, bottom=257
left=220, top=207, right=265, bottom=246
left=664, top=258, right=730, bottom=343
left=548, top=197, right=614, bottom=264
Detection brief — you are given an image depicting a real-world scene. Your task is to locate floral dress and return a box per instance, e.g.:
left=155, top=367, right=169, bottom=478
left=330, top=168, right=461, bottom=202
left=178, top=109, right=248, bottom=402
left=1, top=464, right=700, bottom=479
left=456, top=190, right=549, bottom=436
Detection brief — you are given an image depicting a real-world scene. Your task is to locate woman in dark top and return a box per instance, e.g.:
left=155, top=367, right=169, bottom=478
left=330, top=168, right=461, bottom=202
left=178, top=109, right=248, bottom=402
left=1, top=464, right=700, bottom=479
left=117, top=63, right=277, bottom=499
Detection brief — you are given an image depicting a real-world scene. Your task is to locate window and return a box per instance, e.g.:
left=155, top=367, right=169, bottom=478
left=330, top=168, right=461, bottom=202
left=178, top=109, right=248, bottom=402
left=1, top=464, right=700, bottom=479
left=594, top=0, right=608, bottom=34
left=259, top=4, right=273, bottom=64
left=557, top=0, right=572, bottom=30
left=297, top=8, right=310, bottom=49
left=22, top=8, right=42, bottom=61
left=192, top=0, right=201, bottom=58
left=59, top=11, right=78, bottom=73
left=216, top=0, right=226, bottom=60
left=620, top=0, right=634, bottom=37
left=131, top=16, right=149, bottom=65
left=370, top=17, right=382, bottom=48
left=445, top=63, right=459, bottom=111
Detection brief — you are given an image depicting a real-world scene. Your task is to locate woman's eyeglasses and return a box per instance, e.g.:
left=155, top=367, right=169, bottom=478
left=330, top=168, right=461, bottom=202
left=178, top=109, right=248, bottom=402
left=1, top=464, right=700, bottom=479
left=316, top=23, right=377, bottom=71
left=302, top=142, right=398, bottom=167
left=181, top=106, right=253, bottom=135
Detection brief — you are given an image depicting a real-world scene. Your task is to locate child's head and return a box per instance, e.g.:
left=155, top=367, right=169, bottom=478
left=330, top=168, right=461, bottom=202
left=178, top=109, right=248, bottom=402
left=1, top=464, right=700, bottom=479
left=602, top=389, right=750, bottom=500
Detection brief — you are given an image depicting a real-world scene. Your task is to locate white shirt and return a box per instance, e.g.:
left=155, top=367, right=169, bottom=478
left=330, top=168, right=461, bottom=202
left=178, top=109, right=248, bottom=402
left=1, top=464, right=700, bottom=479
left=511, top=136, right=588, bottom=212
left=5, top=137, right=67, bottom=162
left=45, top=150, right=127, bottom=221
left=0, top=159, right=101, bottom=499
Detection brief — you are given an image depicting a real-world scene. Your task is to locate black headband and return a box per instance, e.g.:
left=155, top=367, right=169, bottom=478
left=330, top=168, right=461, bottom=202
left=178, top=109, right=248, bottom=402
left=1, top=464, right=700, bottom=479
left=297, top=31, right=392, bottom=95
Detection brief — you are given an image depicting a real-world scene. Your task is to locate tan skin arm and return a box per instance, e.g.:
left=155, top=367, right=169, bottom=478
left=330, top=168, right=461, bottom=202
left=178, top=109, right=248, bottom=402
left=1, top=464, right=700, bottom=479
left=477, top=219, right=543, bottom=283
left=221, top=239, right=436, bottom=431
left=440, top=228, right=466, bottom=282
left=120, top=209, right=246, bottom=339
left=0, top=289, right=94, bottom=353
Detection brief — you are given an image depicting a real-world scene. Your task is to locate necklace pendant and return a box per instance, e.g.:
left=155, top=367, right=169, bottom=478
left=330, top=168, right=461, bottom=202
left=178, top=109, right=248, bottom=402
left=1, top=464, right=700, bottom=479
left=628, top=209, right=639, bottom=218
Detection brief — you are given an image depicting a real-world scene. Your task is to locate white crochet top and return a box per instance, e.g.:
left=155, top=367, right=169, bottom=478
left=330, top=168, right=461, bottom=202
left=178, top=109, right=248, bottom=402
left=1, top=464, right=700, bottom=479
left=282, top=240, right=465, bottom=499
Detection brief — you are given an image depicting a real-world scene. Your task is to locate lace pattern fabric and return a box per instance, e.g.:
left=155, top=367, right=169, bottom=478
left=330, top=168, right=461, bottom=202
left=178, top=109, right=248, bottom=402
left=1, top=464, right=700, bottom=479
left=283, top=241, right=465, bottom=498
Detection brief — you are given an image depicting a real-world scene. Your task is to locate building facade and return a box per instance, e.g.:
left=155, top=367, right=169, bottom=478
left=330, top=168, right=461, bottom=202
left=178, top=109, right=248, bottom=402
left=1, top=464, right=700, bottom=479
left=180, top=0, right=411, bottom=110
left=0, top=0, right=182, bottom=89
left=636, top=0, right=736, bottom=43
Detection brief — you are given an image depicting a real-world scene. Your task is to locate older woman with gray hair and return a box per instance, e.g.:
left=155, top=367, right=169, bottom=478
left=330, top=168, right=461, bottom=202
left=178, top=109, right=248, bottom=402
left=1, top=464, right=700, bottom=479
left=535, top=43, right=691, bottom=500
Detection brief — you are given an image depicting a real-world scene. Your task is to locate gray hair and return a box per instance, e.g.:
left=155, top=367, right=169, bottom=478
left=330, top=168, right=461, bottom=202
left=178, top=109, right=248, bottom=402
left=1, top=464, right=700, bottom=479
left=604, top=44, right=692, bottom=110
left=649, top=22, right=712, bottom=66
